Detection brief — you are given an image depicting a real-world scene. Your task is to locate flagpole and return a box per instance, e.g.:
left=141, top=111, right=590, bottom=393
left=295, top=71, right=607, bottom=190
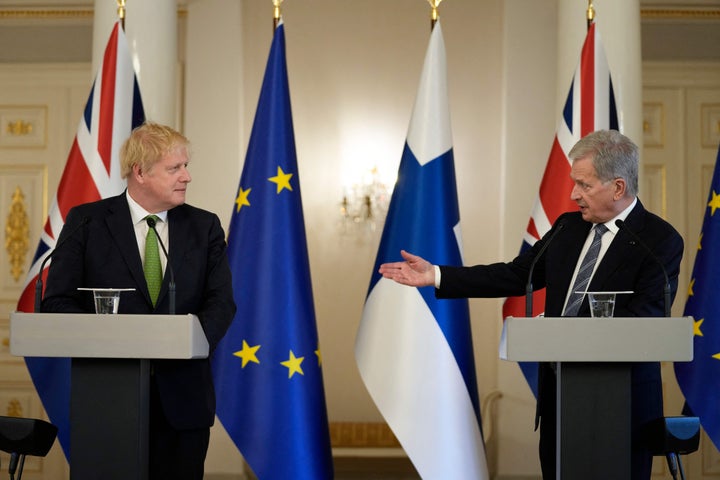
left=587, top=0, right=595, bottom=30
left=273, top=0, right=283, bottom=31
left=427, top=0, right=443, bottom=29
left=117, top=0, right=125, bottom=29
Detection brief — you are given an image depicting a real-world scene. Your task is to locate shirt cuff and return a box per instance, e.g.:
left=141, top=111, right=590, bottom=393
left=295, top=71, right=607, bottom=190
left=434, top=265, right=441, bottom=289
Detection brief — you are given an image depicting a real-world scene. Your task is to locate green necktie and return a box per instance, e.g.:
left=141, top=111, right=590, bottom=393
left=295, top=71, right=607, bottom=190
left=143, top=215, right=162, bottom=306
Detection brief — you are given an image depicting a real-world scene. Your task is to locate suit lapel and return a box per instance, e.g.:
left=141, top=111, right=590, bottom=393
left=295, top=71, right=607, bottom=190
left=104, top=194, right=152, bottom=305
left=555, top=217, right=593, bottom=302
left=541, top=215, right=593, bottom=315
left=167, top=206, right=191, bottom=292
left=589, top=200, right=647, bottom=291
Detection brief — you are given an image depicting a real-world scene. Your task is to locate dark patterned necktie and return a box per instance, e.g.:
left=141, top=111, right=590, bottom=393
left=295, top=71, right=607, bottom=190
left=563, top=223, right=608, bottom=316
left=143, top=215, right=162, bottom=306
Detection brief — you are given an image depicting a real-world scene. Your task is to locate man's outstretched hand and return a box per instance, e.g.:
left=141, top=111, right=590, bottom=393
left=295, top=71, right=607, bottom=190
left=378, top=250, right=435, bottom=287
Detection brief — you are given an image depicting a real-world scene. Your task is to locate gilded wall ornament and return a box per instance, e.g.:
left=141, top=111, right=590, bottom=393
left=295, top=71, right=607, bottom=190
left=5, top=186, right=30, bottom=283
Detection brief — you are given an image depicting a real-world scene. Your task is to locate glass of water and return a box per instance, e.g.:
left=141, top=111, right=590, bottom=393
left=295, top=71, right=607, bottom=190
left=78, top=288, right=135, bottom=314
left=93, top=290, right=121, bottom=314
left=587, top=292, right=616, bottom=318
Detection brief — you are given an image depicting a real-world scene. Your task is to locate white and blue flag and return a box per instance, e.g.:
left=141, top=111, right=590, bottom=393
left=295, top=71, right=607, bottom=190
left=355, top=20, right=489, bottom=479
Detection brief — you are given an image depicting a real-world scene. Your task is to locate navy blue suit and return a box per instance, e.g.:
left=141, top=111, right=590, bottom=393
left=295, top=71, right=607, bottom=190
left=437, top=200, right=683, bottom=479
left=42, top=192, right=236, bottom=476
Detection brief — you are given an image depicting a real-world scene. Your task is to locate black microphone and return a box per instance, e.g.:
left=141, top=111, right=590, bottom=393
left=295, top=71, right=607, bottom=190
left=8, top=452, right=19, bottom=477
left=666, top=452, right=679, bottom=480
left=615, top=219, right=672, bottom=317
left=34, top=216, right=90, bottom=313
left=525, top=222, right=565, bottom=317
left=146, top=216, right=175, bottom=315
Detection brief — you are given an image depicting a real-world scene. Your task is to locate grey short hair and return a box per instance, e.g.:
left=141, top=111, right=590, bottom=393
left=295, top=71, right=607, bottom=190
left=568, top=129, right=639, bottom=197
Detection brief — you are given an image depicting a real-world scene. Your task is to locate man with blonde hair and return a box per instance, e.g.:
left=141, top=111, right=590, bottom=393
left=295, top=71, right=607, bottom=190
left=43, top=122, right=236, bottom=479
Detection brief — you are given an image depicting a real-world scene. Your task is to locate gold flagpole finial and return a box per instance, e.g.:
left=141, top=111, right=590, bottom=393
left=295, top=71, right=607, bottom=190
left=427, top=0, right=443, bottom=29
left=587, top=1, right=595, bottom=29
left=117, top=0, right=126, bottom=28
left=273, top=0, right=284, bottom=31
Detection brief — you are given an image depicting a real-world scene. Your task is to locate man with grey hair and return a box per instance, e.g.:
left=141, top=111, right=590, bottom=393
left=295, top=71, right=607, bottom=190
left=378, top=129, right=683, bottom=479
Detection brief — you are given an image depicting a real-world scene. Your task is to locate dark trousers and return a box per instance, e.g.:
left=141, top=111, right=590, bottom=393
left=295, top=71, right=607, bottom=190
left=149, top=379, right=210, bottom=480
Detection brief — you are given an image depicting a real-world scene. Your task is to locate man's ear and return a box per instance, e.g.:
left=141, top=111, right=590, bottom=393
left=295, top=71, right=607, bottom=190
left=613, top=178, right=627, bottom=200
left=132, top=164, right=144, bottom=182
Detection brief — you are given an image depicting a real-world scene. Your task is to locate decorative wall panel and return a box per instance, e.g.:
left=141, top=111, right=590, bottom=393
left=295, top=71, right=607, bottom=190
left=700, top=103, right=720, bottom=148
left=641, top=164, right=667, bottom=219
left=329, top=422, right=400, bottom=448
left=0, top=165, right=47, bottom=310
left=0, top=106, right=47, bottom=148
left=643, top=102, right=665, bottom=147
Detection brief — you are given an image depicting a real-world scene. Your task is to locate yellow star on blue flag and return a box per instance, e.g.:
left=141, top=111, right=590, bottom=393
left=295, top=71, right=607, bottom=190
left=268, top=166, right=293, bottom=193
left=676, top=144, right=720, bottom=452
left=211, top=21, right=333, bottom=480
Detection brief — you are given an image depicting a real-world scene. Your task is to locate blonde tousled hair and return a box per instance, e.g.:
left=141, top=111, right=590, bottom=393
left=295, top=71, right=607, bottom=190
left=120, top=122, right=191, bottom=179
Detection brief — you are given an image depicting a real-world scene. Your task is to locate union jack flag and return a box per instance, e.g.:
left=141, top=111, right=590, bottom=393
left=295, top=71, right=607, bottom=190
left=502, top=22, right=618, bottom=396
left=16, top=21, right=145, bottom=456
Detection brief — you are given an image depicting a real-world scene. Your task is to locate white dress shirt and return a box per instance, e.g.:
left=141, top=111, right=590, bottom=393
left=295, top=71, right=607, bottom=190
left=560, top=198, right=637, bottom=311
left=126, top=191, right=169, bottom=274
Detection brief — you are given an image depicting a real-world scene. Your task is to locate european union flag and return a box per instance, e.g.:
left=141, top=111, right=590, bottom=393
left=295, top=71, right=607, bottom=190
left=211, top=21, right=334, bottom=479
left=675, top=144, right=720, bottom=452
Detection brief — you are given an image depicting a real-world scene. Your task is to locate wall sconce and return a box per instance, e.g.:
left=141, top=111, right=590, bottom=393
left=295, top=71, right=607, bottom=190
left=339, top=167, right=391, bottom=236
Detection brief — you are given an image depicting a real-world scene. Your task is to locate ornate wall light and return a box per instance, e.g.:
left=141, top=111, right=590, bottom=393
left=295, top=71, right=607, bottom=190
left=339, top=167, right=392, bottom=236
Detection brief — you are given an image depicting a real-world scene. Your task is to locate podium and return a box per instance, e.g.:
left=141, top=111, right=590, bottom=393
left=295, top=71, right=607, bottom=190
left=10, top=312, right=209, bottom=480
left=500, top=316, right=693, bottom=480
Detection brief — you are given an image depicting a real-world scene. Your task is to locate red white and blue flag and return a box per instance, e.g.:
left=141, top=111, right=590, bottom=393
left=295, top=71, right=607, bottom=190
left=502, top=22, right=618, bottom=396
left=15, top=21, right=145, bottom=456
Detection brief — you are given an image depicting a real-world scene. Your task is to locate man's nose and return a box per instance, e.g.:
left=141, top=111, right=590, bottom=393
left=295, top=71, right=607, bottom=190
left=181, top=167, right=192, bottom=183
left=570, top=185, right=580, bottom=200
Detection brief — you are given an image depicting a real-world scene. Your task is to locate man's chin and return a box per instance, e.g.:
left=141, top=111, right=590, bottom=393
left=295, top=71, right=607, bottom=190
left=173, top=193, right=186, bottom=205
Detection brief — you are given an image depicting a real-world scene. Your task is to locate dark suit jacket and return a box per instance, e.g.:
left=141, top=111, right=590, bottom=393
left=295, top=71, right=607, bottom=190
left=42, top=192, right=236, bottom=430
left=437, top=199, right=683, bottom=435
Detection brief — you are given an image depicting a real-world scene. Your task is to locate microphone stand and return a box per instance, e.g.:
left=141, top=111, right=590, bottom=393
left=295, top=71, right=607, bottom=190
left=615, top=219, right=672, bottom=317
left=34, top=217, right=90, bottom=312
left=525, top=222, right=565, bottom=317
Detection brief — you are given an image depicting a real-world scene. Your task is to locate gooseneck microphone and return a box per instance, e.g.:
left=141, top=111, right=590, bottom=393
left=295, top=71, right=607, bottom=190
left=525, top=222, right=565, bottom=317
left=146, top=216, right=176, bottom=315
left=34, top=216, right=90, bottom=312
left=615, top=219, right=672, bottom=317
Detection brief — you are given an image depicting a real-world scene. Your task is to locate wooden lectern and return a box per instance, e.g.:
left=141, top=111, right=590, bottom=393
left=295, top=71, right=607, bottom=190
left=500, top=316, right=693, bottom=480
left=10, top=312, right=209, bottom=480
